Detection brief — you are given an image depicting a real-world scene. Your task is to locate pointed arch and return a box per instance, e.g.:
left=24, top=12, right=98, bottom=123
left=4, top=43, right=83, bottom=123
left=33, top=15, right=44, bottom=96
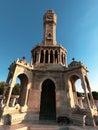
left=45, top=50, right=48, bottom=63
left=33, top=51, right=37, bottom=63
left=39, top=79, right=56, bottom=120
left=68, top=75, right=83, bottom=108
left=17, top=74, right=28, bottom=106
left=50, top=50, right=53, bottom=63
left=40, top=50, right=44, bottom=63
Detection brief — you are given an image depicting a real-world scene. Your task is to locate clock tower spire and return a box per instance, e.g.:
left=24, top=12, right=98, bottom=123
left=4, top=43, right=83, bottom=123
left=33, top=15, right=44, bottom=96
left=42, top=10, right=57, bottom=45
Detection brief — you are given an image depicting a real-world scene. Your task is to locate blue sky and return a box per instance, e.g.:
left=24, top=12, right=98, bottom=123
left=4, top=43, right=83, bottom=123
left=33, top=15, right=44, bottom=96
left=0, top=0, right=98, bottom=91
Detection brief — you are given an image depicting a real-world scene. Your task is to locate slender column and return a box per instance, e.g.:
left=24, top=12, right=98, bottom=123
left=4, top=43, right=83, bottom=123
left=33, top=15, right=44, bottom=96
left=5, top=78, right=16, bottom=107
left=48, top=50, right=50, bottom=63
left=5, top=87, right=13, bottom=107
left=81, top=79, right=91, bottom=109
left=53, top=51, right=55, bottom=64
left=24, top=89, right=29, bottom=106
left=58, top=53, right=60, bottom=64
left=24, top=83, right=31, bottom=106
left=86, top=78, right=96, bottom=107
left=81, top=75, right=97, bottom=127
left=38, top=53, right=41, bottom=63
left=63, top=54, right=65, bottom=64
left=12, top=97, right=17, bottom=107
left=59, top=53, right=61, bottom=63
left=63, top=54, right=65, bottom=65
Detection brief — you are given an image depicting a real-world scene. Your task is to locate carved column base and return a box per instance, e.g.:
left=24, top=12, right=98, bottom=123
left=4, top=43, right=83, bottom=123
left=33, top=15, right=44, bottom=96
left=20, top=105, right=28, bottom=113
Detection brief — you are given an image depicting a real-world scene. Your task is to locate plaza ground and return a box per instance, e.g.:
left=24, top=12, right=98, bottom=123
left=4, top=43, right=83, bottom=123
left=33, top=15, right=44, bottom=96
left=0, top=121, right=98, bottom=130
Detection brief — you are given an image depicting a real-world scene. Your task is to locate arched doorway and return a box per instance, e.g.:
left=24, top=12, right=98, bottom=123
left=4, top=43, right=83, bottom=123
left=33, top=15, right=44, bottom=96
left=69, top=75, right=82, bottom=107
left=17, top=74, right=28, bottom=106
left=39, top=79, right=56, bottom=120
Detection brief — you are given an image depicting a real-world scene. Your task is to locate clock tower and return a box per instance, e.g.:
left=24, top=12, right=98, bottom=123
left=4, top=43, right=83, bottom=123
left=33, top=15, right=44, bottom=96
left=42, top=10, right=57, bottom=45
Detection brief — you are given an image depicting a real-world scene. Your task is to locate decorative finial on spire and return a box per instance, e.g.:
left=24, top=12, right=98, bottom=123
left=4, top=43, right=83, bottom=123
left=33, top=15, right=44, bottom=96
left=23, top=56, right=26, bottom=60
left=72, top=58, right=75, bottom=61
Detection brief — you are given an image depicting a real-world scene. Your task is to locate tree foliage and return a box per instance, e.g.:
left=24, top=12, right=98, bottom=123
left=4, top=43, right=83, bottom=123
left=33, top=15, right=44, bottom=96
left=77, top=92, right=84, bottom=97
left=0, top=81, right=20, bottom=95
left=77, top=91, right=98, bottom=100
left=0, top=81, right=5, bottom=95
left=92, top=91, right=98, bottom=100
left=12, top=83, right=20, bottom=95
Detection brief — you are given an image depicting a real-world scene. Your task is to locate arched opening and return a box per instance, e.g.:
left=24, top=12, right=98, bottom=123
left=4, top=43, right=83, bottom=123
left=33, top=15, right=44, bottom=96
left=4, top=74, right=28, bottom=107
left=9, top=78, right=20, bottom=107
left=75, top=79, right=85, bottom=108
left=45, top=50, right=48, bottom=63
left=17, top=74, right=28, bottom=106
left=61, top=52, right=63, bottom=64
left=50, top=50, right=53, bottom=63
left=12, top=78, right=20, bottom=95
left=76, top=79, right=84, bottom=93
left=48, top=33, right=51, bottom=37
left=69, top=75, right=84, bottom=108
left=39, top=79, right=56, bottom=120
left=40, top=50, right=44, bottom=63
left=33, top=51, right=37, bottom=63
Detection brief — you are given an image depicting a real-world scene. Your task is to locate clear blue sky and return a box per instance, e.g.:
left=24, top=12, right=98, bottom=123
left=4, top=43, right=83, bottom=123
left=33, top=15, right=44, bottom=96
left=0, top=0, right=98, bottom=91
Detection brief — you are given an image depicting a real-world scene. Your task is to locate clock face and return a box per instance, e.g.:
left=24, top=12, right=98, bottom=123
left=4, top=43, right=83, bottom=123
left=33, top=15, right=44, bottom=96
left=47, top=15, right=53, bottom=19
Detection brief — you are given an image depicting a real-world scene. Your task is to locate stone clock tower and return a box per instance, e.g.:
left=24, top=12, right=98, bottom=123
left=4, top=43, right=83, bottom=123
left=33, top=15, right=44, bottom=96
left=0, top=10, right=97, bottom=127
left=43, top=10, right=57, bottom=45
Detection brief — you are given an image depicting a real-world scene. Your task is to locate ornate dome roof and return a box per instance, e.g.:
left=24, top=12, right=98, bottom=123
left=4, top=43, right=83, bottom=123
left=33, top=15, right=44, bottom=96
left=68, top=58, right=87, bottom=70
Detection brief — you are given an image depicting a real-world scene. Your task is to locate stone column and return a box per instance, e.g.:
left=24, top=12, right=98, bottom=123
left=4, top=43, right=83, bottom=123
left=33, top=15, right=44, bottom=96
left=5, top=79, right=16, bottom=107
left=24, top=83, right=32, bottom=107
left=20, top=83, right=31, bottom=112
left=12, top=97, right=17, bottom=107
left=6, top=87, right=13, bottom=107
left=81, top=76, right=97, bottom=127
left=24, top=88, right=29, bottom=106
left=81, top=78, right=91, bottom=109
left=58, top=53, right=60, bottom=64
left=53, top=51, right=55, bottom=64
left=37, top=51, right=40, bottom=64
left=86, top=78, right=96, bottom=108
left=63, top=54, right=65, bottom=65
left=48, top=50, right=50, bottom=63
left=63, top=54, right=65, bottom=64
left=59, top=53, right=61, bottom=64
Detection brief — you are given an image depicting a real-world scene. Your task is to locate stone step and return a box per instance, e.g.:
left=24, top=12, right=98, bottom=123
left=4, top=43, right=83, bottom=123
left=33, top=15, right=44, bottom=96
left=0, top=124, right=98, bottom=130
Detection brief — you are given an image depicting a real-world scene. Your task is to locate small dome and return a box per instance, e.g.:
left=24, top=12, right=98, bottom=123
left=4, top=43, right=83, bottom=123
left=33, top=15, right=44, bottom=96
left=68, top=61, right=82, bottom=68
left=68, top=58, right=84, bottom=68
left=68, top=58, right=88, bottom=71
